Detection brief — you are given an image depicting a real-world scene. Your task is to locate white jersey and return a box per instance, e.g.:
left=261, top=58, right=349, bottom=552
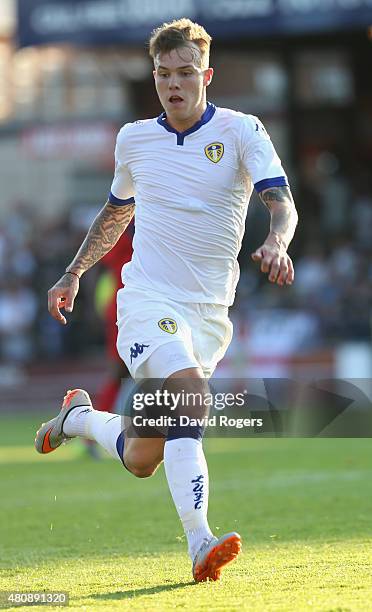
left=110, top=103, right=288, bottom=306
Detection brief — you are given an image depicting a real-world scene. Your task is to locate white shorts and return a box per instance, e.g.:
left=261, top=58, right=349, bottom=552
left=116, top=287, right=233, bottom=380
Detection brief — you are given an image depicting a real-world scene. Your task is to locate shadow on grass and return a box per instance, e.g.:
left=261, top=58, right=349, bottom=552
left=85, top=581, right=196, bottom=601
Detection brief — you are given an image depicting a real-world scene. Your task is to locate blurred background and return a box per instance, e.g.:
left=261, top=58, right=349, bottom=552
left=0, top=0, right=371, bottom=411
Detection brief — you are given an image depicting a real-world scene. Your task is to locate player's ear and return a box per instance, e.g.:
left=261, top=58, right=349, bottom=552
left=204, top=67, right=214, bottom=87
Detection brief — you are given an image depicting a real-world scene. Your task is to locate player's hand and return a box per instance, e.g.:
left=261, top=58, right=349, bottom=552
left=251, top=243, right=294, bottom=286
left=48, top=273, right=80, bottom=325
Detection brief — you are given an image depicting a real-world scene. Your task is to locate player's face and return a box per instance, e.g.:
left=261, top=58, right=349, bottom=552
left=153, top=44, right=213, bottom=131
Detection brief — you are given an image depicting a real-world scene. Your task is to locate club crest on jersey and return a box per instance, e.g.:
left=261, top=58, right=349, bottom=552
left=204, top=142, right=224, bottom=164
left=158, top=318, right=178, bottom=334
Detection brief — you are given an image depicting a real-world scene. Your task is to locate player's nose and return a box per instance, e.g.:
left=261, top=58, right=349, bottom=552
left=168, top=74, right=181, bottom=89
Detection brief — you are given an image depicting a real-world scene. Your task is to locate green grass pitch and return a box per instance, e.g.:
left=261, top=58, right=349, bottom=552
left=0, top=413, right=371, bottom=611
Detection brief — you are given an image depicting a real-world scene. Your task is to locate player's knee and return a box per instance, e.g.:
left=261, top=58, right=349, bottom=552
left=166, top=370, right=209, bottom=420
left=127, top=463, right=155, bottom=478
left=123, top=452, right=160, bottom=478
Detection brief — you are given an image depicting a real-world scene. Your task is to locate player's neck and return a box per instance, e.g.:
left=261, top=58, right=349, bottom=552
left=166, top=101, right=207, bottom=133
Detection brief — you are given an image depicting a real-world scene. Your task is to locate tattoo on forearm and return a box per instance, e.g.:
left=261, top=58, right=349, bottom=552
left=67, top=202, right=135, bottom=274
left=259, top=186, right=298, bottom=247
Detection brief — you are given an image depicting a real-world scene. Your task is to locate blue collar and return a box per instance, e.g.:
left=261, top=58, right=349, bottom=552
left=157, top=102, right=216, bottom=146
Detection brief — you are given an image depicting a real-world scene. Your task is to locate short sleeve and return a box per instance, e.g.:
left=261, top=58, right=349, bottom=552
left=109, top=125, right=135, bottom=206
left=239, top=115, right=289, bottom=193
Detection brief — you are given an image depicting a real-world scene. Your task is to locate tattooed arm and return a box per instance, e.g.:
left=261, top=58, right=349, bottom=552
left=251, top=186, right=298, bottom=286
left=48, top=201, right=135, bottom=324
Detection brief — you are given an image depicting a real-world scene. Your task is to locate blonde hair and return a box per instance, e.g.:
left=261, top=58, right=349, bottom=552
left=149, top=18, right=212, bottom=68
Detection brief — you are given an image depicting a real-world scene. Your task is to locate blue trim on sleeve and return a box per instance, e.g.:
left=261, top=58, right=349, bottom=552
left=254, top=176, right=289, bottom=193
left=108, top=192, right=135, bottom=206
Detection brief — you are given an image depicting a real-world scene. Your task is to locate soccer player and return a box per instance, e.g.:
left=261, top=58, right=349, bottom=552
left=35, top=18, right=298, bottom=582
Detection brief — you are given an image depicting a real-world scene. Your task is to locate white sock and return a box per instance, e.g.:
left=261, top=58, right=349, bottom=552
left=63, top=407, right=123, bottom=461
left=62, top=405, right=92, bottom=437
left=164, top=438, right=213, bottom=559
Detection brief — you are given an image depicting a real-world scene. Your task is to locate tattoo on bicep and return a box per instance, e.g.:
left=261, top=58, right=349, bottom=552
left=258, top=186, right=297, bottom=239
left=259, top=186, right=293, bottom=206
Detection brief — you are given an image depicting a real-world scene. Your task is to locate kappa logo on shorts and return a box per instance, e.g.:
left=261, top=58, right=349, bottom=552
left=130, top=342, right=149, bottom=363
left=158, top=318, right=178, bottom=334
left=204, top=142, right=224, bottom=164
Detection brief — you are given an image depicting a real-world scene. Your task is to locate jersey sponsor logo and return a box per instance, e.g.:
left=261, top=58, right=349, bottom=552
left=158, top=318, right=178, bottom=334
left=204, top=142, right=224, bottom=164
left=130, top=342, right=149, bottom=363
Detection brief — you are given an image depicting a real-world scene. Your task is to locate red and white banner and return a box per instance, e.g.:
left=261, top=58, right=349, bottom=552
left=21, top=122, right=117, bottom=159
